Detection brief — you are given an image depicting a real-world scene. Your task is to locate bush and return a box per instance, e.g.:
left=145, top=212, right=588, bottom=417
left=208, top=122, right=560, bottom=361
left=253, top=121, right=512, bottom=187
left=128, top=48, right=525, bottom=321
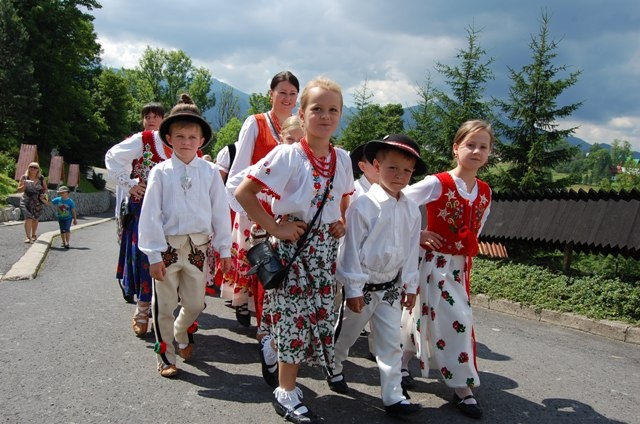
left=0, top=151, right=17, bottom=179
left=472, top=258, right=640, bottom=324
left=90, top=169, right=106, bottom=190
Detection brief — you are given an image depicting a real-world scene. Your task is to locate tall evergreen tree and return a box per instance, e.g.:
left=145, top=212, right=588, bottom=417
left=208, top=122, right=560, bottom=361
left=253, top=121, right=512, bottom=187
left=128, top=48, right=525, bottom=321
left=11, top=0, right=103, bottom=163
left=411, top=25, right=495, bottom=173
left=338, top=79, right=404, bottom=152
left=494, top=13, right=582, bottom=191
left=0, top=0, right=39, bottom=154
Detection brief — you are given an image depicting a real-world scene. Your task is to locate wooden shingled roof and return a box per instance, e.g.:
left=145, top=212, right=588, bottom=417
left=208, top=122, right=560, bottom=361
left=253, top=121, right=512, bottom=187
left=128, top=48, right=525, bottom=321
left=480, top=188, right=640, bottom=259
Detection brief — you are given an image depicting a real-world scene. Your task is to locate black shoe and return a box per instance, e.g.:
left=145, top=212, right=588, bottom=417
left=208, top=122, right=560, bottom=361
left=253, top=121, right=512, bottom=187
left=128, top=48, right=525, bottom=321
left=401, top=381, right=411, bottom=400
left=384, top=401, right=421, bottom=416
left=327, top=374, right=349, bottom=394
left=453, top=393, right=483, bottom=419
left=235, top=304, right=251, bottom=327
left=123, top=294, right=135, bottom=304
left=401, top=368, right=415, bottom=389
left=273, top=400, right=318, bottom=424
left=259, top=340, right=278, bottom=388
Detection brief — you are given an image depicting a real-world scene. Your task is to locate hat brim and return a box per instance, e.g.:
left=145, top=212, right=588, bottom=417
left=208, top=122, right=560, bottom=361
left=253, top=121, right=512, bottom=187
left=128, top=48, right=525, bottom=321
left=364, top=140, right=427, bottom=176
left=159, top=113, right=212, bottom=150
left=349, top=144, right=367, bottom=176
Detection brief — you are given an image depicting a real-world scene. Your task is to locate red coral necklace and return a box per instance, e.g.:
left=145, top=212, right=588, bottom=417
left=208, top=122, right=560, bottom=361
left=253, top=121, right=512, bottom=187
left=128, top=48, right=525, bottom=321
left=300, top=138, right=336, bottom=178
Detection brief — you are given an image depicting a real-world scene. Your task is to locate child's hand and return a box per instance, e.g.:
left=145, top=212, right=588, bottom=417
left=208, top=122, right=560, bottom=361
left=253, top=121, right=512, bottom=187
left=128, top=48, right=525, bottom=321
left=271, top=218, right=307, bottom=242
left=420, top=229, right=443, bottom=250
left=346, top=296, right=365, bottom=313
left=402, top=293, right=416, bottom=309
left=72, top=218, right=77, bottom=226
left=129, top=182, right=146, bottom=200
left=328, top=219, right=346, bottom=238
left=219, top=257, right=233, bottom=273
left=150, top=261, right=166, bottom=281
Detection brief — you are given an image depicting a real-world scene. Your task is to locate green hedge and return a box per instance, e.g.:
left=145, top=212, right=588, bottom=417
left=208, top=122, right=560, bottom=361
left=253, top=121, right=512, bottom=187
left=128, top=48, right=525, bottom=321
left=472, top=258, right=640, bottom=324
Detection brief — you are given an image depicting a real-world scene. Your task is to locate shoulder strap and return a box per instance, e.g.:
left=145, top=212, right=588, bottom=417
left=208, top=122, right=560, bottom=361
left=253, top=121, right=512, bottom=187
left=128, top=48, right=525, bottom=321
left=228, top=144, right=236, bottom=169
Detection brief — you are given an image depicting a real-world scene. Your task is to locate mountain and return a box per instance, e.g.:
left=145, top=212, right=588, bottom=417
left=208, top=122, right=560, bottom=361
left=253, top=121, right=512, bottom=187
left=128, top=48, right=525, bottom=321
left=205, top=79, right=640, bottom=158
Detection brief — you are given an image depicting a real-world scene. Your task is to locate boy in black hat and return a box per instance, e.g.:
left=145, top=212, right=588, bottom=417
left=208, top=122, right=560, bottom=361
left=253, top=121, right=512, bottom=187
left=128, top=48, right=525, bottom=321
left=330, top=134, right=426, bottom=416
left=138, top=94, right=232, bottom=378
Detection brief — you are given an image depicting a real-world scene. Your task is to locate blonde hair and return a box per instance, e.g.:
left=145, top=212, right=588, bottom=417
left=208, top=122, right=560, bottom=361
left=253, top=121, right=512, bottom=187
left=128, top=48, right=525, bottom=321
left=299, top=77, right=343, bottom=111
left=453, top=119, right=495, bottom=151
left=280, top=116, right=302, bottom=138
left=23, top=162, right=42, bottom=179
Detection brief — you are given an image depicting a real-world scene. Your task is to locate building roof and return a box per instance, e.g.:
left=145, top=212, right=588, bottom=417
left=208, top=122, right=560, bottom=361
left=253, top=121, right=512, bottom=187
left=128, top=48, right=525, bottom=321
left=480, top=188, right=640, bottom=259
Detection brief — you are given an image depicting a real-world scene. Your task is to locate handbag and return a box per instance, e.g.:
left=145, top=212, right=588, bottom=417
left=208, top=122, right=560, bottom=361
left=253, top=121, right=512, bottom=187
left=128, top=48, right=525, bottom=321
left=246, top=175, right=334, bottom=290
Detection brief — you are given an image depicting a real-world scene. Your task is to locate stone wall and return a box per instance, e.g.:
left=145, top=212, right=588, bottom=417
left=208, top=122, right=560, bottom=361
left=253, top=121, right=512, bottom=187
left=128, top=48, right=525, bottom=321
left=4, top=190, right=112, bottom=222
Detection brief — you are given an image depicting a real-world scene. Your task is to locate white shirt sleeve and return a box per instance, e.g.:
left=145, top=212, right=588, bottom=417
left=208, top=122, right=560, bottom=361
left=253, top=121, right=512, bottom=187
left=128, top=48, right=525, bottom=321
left=402, top=174, right=442, bottom=205
left=138, top=165, right=166, bottom=265
left=209, top=164, right=232, bottom=258
left=105, top=132, right=142, bottom=190
left=336, top=198, right=370, bottom=298
left=227, top=115, right=259, bottom=181
left=215, top=146, right=231, bottom=173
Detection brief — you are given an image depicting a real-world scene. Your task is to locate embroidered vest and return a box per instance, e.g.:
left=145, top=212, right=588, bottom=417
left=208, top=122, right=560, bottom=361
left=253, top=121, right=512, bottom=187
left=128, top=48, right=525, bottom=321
left=251, top=113, right=279, bottom=165
left=130, top=131, right=171, bottom=183
left=425, top=172, right=491, bottom=257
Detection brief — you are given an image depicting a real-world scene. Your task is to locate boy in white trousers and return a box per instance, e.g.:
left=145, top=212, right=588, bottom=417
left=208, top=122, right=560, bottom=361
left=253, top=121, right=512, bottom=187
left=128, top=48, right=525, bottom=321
left=330, top=134, right=426, bottom=416
left=139, top=95, right=232, bottom=377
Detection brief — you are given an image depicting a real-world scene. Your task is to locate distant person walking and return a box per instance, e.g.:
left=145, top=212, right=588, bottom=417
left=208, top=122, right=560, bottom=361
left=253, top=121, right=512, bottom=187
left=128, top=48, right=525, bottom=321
left=49, top=185, right=77, bottom=248
left=17, top=161, right=47, bottom=243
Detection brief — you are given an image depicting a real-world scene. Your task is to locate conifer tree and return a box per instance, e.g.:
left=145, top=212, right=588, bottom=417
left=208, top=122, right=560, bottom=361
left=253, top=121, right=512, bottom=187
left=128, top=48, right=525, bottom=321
left=494, top=13, right=582, bottom=191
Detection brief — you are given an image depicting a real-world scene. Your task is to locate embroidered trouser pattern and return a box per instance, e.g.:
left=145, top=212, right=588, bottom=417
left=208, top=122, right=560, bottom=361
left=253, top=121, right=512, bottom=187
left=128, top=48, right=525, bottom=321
left=152, top=238, right=207, bottom=366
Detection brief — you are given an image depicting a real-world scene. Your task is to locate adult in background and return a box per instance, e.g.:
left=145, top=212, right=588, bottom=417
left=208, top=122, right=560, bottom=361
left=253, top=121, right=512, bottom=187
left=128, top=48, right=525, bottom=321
left=17, top=161, right=48, bottom=243
left=105, top=102, right=167, bottom=337
left=223, top=71, right=300, bottom=327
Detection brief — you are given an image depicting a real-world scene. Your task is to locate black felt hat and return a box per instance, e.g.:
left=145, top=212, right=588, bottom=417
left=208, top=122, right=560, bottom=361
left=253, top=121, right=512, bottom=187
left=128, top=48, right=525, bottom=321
left=364, top=134, right=427, bottom=176
left=349, top=143, right=367, bottom=176
left=159, top=110, right=212, bottom=150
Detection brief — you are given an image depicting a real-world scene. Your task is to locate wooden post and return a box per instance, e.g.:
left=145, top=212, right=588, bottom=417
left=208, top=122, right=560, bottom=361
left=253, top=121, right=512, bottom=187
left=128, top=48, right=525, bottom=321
left=563, top=243, right=574, bottom=275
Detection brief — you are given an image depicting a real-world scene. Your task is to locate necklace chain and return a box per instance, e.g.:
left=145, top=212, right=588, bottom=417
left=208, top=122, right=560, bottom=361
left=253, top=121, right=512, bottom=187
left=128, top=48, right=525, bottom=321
left=301, top=138, right=336, bottom=178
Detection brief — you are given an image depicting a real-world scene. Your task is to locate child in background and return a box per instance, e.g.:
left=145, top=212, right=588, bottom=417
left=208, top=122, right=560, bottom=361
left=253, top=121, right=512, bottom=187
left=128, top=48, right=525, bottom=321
left=330, top=135, right=425, bottom=416
left=235, top=77, right=353, bottom=424
left=50, top=186, right=77, bottom=248
left=403, top=119, right=493, bottom=419
left=138, top=94, right=232, bottom=378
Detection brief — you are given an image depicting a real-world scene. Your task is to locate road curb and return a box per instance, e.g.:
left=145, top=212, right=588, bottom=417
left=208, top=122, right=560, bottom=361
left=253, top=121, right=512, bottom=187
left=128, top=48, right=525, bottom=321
left=472, top=293, right=640, bottom=345
left=1, top=217, right=114, bottom=281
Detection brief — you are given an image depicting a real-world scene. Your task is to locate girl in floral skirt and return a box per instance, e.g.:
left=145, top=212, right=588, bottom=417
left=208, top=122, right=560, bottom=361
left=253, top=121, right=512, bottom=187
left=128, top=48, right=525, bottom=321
left=403, top=119, right=493, bottom=419
left=235, top=77, right=353, bottom=424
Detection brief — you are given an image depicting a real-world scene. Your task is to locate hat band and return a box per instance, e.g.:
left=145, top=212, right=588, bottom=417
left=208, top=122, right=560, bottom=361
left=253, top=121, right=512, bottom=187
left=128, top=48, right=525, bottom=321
left=384, top=141, right=420, bottom=157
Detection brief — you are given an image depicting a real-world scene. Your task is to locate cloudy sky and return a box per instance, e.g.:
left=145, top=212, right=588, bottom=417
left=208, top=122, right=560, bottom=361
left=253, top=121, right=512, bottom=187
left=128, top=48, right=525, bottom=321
left=90, top=0, right=639, bottom=149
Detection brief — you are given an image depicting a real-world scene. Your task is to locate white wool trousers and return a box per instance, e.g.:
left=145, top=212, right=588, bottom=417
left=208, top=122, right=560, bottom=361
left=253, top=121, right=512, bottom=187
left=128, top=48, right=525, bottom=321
left=333, top=285, right=407, bottom=406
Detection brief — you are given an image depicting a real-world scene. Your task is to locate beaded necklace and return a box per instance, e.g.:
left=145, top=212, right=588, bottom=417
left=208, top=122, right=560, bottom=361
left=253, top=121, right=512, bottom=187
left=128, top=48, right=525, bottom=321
left=300, top=137, right=336, bottom=178
left=268, top=110, right=282, bottom=137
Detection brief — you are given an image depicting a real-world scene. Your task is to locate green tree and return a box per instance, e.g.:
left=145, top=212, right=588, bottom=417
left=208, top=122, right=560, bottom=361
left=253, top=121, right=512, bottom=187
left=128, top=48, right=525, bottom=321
left=584, top=144, right=612, bottom=184
left=215, top=87, right=241, bottom=130
left=136, top=47, right=216, bottom=114
left=338, top=79, right=405, bottom=152
left=9, top=0, right=103, bottom=164
left=247, top=92, right=272, bottom=115
left=93, top=68, right=134, bottom=146
left=610, top=139, right=633, bottom=166
left=410, top=25, right=495, bottom=173
left=494, top=13, right=582, bottom=191
left=0, top=0, right=39, bottom=154
left=212, top=116, right=242, bottom=157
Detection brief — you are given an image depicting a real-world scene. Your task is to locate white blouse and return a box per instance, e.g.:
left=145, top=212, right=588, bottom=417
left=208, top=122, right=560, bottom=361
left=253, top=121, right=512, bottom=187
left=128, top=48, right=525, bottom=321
left=244, top=143, right=354, bottom=224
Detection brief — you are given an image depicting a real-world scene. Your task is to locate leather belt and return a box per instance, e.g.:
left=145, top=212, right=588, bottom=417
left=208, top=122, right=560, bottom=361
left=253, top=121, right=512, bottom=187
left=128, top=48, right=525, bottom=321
left=363, top=274, right=399, bottom=292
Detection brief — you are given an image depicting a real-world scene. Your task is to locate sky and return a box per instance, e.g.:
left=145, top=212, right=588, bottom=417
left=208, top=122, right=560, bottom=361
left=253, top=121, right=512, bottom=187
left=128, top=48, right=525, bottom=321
left=89, top=0, right=640, bottom=150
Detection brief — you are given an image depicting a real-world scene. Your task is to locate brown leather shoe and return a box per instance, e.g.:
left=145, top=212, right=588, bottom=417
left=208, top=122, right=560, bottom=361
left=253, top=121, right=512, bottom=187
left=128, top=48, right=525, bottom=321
left=177, top=344, right=193, bottom=360
left=132, top=318, right=148, bottom=337
left=158, top=364, right=178, bottom=378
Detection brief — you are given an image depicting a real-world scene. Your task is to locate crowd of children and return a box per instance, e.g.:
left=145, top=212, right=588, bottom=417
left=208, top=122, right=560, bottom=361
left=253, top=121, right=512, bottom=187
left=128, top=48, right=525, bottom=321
left=97, top=71, right=494, bottom=423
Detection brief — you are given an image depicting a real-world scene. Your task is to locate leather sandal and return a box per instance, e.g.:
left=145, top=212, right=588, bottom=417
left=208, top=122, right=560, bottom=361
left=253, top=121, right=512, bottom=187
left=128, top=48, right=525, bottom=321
left=158, top=364, right=178, bottom=378
left=235, top=303, right=251, bottom=327
left=132, top=318, right=148, bottom=337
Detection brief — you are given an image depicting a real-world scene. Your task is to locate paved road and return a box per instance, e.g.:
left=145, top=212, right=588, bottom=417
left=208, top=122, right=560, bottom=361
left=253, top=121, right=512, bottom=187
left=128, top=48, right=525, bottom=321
left=0, top=220, right=639, bottom=423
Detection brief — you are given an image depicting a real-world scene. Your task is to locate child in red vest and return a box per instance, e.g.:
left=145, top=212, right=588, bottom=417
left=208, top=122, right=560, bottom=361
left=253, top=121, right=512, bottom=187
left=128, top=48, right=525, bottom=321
left=403, top=119, right=494, bottom=419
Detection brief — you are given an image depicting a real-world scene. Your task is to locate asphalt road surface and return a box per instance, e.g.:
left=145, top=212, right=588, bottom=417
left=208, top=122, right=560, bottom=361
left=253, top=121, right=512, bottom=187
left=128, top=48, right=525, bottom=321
left=1, top=220, right=638, bottom=424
